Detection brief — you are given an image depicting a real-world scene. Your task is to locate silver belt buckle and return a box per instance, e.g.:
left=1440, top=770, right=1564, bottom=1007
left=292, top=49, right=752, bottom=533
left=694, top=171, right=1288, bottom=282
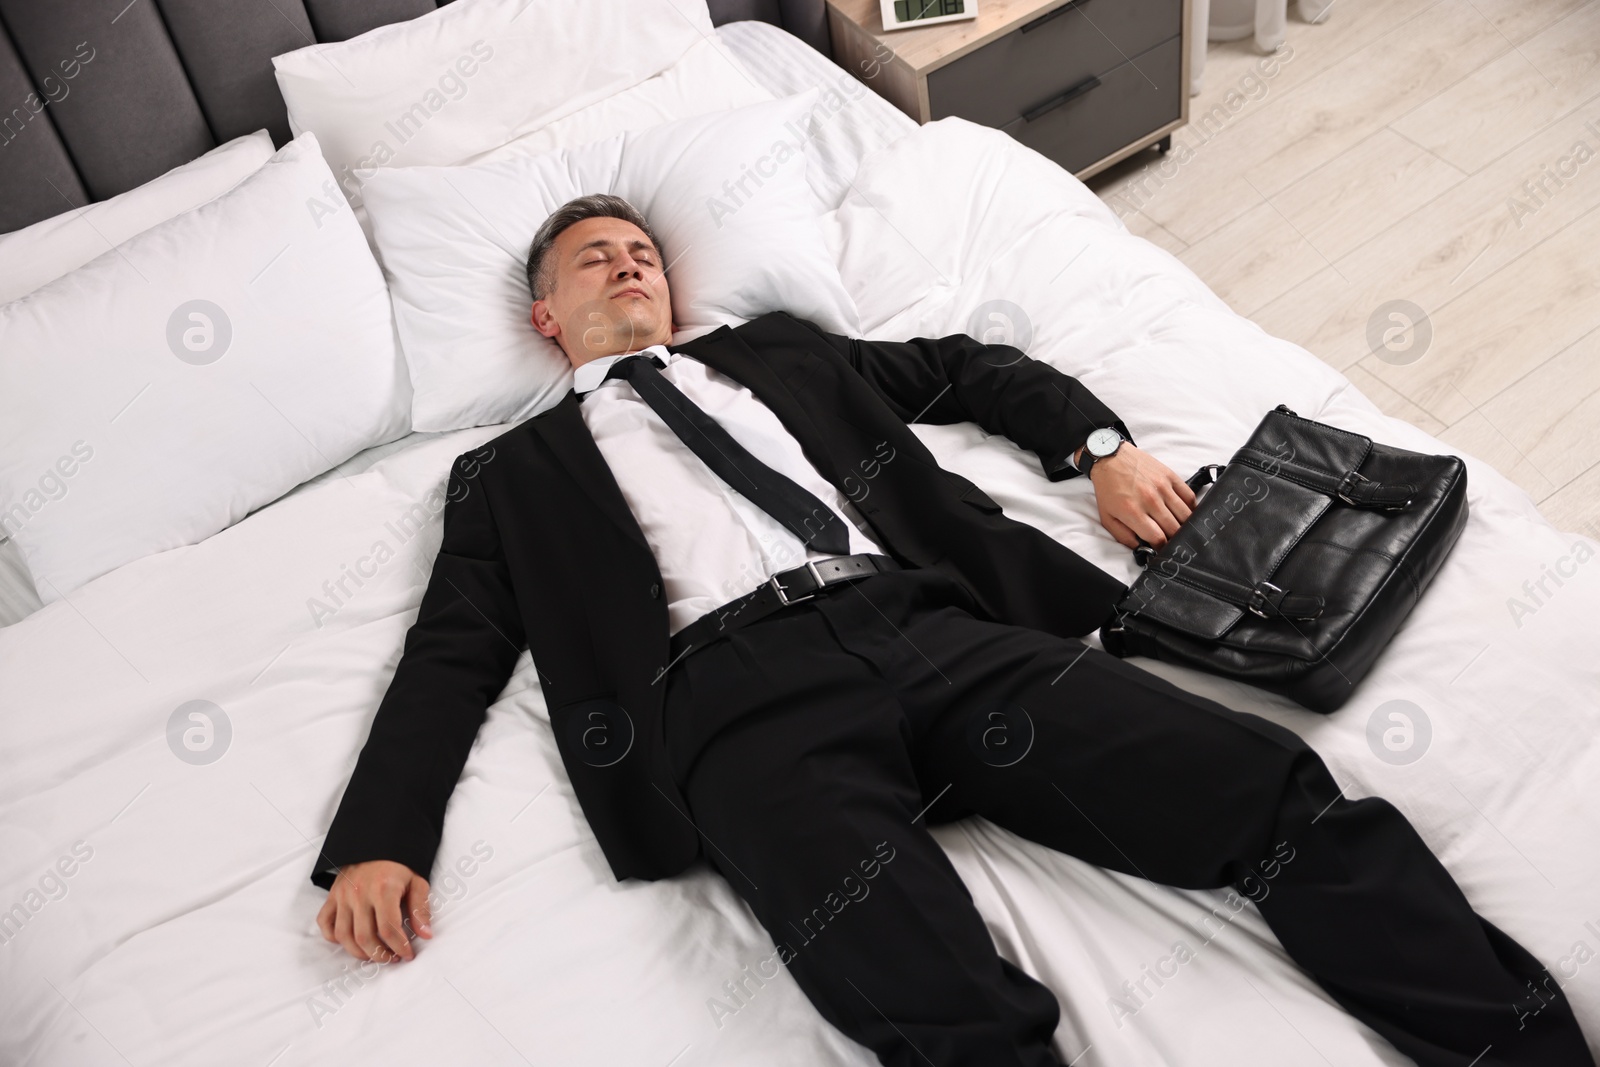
left=770, top=559, right=828, bottom=606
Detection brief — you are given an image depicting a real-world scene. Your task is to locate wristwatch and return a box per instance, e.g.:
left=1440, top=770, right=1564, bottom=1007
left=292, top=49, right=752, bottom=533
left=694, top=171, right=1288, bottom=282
left=1074, top=427, right=1125, bottom=479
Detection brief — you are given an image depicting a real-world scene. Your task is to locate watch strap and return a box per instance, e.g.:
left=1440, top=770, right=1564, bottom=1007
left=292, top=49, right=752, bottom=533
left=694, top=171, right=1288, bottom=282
left=1045, top=421, right=1137, bottom=482
left=1077, top=430, right=1123, bottom=479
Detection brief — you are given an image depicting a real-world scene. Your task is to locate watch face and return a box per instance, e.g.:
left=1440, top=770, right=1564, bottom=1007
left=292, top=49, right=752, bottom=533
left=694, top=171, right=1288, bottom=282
left=1087, top=427, right=1122, bottom=456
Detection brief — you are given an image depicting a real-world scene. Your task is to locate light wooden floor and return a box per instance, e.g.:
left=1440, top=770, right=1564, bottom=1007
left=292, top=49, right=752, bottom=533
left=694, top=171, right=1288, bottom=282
left=1088, top=0, right=1600, bottom=537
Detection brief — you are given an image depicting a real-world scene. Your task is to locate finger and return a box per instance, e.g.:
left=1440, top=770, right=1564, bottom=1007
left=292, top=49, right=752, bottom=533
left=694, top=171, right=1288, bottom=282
left=1163, top=480, right=1194, bottom=524
left=1174, top=473, right=1198, bottom=508
left=333, top=900, right=363, bottom=960
left=352, top=901, right=385, bottom=962
left=1105, top=514, right=1140, bottom=550
left=374, top=884, right=415, bottom=961
left=1150, top=498, right=1182, bottom=539
left=316, top=895, right=336, bottom=942
left=1134, top=482, right=1182, bottom=537
left=1121, top=505, right=1169, bottom=547
left=376, top=883, right=419, bottom=966
left=1133, top=478, right=1181, bottom=536
left=407, top=875, right=433, bottom=940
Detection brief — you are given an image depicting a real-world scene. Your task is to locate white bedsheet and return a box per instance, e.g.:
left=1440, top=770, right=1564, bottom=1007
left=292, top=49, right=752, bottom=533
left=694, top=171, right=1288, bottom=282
left=3, top=24, right=1598, bottom=1067
left=717, top=20, right=917, bottom=211
left=0, top=537, right=38, bottom=628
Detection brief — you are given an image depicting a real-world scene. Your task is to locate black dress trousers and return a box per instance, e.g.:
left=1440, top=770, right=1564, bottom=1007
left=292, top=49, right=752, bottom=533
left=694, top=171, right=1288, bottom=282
left=661, top=567, right=1594, bottom=1067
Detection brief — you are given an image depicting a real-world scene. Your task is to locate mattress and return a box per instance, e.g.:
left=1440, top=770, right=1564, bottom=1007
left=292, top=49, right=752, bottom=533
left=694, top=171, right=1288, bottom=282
left=3, top=20, right=1597, bottom=1067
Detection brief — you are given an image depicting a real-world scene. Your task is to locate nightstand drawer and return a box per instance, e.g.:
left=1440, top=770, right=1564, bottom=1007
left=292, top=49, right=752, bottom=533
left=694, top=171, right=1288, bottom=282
left=999, top=35, right=1182, bottom=175
left=925, top=0, right=1182, bottom=128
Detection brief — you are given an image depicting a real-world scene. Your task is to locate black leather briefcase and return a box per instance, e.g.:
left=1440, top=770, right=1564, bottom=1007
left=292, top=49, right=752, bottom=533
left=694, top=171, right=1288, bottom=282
left=1097, top=405, right=1469, bottom=713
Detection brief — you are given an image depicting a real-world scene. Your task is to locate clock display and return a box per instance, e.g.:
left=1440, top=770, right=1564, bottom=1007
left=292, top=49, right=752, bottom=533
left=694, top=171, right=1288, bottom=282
left=895, top=0, right=965, bottom=18
left=880, top=0, right=978, bottom=31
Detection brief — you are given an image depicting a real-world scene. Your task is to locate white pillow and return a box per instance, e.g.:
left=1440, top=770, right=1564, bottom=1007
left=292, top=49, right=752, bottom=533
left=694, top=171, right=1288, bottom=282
left=0, top=133, right=411, bottom=605
left=362, top=89, right=863, bottom=432
left=272, top=0, right=715, bottom=205
left=0, top=129, right=276, bottom=624
left=0, top=130, right=274, bottom=304
left=466, top=33, right=771, bottom=166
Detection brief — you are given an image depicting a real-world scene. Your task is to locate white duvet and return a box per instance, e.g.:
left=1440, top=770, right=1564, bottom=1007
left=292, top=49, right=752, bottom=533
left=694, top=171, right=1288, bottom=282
left=5, top=45, right=1599, bottom=1067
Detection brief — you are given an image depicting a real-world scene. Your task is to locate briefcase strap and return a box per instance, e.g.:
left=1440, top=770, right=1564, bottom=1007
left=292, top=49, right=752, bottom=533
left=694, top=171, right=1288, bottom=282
left=1159, top=561, right=1326, bottom=620
left=1234, top=446, right=1416, bottom=510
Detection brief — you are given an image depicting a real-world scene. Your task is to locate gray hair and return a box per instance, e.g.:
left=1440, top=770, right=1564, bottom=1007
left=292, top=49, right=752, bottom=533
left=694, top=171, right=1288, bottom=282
left=524, top=194, right=662, bottom=303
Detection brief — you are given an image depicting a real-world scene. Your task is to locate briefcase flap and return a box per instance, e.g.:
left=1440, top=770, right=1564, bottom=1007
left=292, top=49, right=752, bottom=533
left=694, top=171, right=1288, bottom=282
left=1120, top=480, right=1334, bottom=639
left=1116, top=410, right=1356, bottom=641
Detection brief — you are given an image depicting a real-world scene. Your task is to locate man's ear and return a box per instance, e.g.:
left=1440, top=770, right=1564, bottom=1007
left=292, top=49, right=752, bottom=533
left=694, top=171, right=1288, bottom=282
left=530, top=300, right=559, bottom=340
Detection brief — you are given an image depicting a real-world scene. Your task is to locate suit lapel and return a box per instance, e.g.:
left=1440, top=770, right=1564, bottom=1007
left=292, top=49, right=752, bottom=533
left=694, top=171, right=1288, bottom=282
left=678, top=326, right=843, bottom=486
left=529, top=389, right=654, bottom=557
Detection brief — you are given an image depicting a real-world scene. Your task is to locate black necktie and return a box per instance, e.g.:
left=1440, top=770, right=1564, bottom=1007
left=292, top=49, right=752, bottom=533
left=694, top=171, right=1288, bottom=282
left=601, top=352, right=851, bottom=555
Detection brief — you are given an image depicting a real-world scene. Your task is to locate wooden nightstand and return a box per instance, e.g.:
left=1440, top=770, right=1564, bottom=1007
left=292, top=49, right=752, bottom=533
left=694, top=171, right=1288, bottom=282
left=826, top=0, right=1190, bottom=179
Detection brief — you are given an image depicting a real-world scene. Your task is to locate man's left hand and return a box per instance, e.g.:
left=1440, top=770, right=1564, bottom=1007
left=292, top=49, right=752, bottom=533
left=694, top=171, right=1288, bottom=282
left=1081, top=443, right=1197, bottom=550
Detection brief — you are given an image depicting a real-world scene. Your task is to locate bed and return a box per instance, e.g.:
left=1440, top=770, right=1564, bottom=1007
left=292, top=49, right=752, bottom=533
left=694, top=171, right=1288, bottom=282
left=2, top=4, right=1597, bottom=1066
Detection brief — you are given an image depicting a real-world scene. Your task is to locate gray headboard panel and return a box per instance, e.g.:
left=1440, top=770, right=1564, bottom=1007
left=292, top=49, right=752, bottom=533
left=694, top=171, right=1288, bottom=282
left=0, top=0, right=830, bottom=234
left=159, top=0, right=317, bottom=147
left=1, top=0, right=216, bottom=207
left=0, top=21, right=85, bottom=228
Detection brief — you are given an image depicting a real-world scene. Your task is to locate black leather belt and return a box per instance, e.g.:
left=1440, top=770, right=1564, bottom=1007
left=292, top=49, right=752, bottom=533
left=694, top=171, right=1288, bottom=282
left=668, top=553, right=900, bottom=664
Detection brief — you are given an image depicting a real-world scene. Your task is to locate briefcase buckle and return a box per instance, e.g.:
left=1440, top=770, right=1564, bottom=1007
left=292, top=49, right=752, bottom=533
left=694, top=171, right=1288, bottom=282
left=1336, top=471, right=1366, bottom=506
left=1247, top=581, right=1284, bottom=619
left=1338, top=470, right=1412, bottom=511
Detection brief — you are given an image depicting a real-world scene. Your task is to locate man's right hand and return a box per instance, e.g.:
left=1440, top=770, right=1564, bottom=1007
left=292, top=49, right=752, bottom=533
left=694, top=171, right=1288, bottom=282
left=316, top=860, right=432, bottom=962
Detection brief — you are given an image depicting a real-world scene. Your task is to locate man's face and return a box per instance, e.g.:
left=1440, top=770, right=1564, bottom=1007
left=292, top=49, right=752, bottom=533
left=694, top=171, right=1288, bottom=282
left=530, top=216, right=673, bottom=367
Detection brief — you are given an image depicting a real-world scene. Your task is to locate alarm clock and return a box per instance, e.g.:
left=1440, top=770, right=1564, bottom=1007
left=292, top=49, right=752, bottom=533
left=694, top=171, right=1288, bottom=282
left=879, top=0, right=979, bottom=31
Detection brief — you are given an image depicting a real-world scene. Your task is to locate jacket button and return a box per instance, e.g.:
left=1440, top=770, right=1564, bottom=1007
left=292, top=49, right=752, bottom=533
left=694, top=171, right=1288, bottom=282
left=650, top=583, right=661, bottom=598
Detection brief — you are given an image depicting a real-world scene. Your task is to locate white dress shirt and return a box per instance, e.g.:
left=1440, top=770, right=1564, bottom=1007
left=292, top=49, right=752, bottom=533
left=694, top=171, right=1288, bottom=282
left=574, top=343, right=885, bottom=635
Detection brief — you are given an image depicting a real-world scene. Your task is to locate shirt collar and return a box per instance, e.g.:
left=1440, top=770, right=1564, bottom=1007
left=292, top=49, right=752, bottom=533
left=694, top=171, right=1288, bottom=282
left=573, top=343, right=675, bottom=396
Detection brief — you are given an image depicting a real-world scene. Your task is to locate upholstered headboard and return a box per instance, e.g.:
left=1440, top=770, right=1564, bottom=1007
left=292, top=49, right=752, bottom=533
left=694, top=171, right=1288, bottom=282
left=0, top=0, right=829, bottom=233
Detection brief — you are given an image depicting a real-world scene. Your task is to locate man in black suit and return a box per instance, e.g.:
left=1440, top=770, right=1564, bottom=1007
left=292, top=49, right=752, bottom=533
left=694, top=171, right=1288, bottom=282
left=312, top=195, right=1593, bottom=1067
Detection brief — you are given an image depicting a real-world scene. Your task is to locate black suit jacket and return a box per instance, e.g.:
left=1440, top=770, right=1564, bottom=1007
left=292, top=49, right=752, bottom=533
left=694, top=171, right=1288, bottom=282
left=311, top=311, right=1134, bottom=889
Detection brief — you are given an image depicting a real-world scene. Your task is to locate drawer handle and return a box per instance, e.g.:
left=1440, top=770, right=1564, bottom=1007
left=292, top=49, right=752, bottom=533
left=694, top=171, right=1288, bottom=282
left=1020, top=75, right=1102, bottom=122
left=1021, top=0, right=1094, bottom=33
